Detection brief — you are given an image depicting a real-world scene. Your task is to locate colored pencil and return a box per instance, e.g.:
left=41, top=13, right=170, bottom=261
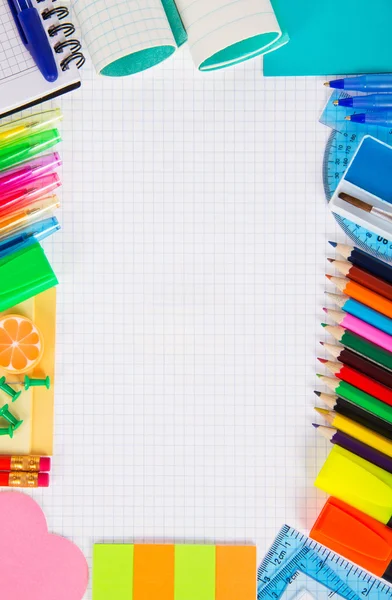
left=326, top=275, right=392, bottom=319
left=325, top=292, right=392, bottom=335
left=318, top=374, right=392, bottom=412
left=322, top=324, right=392, bottom=371
left=314, top=424, right=392, bottom=473
left=328, top=259, right=392, bottom=301
left=315, top=390, right=392, bottom=436
left=321, top=343, right=392, bottom=388
left=318, top=359, right=392, bottom=405
left=330, top=242, right=392, bottom=285
left=0, top=456, right=50, bottom=472
left=323, top=309, right=392, bottom=352
left=314, top=407, right=392, bottom=456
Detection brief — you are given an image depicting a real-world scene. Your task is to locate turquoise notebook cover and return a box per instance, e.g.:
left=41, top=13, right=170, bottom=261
left=264, top=0, right=392, bottom=76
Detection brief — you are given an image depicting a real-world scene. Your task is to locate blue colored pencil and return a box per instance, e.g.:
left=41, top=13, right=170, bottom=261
left=326, top=293, right=392, bottom=336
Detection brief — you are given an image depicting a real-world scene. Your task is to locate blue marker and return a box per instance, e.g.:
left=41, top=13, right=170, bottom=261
left=334, top=94, right=392, bottom=110
left=325, top=75, right=392, bottom=92
left=346, top=112, right=392, bottom=127
left=327, top=292, right=392, bottom=336
left=0, top=217, right=60, bottom=259
left=7, top=0, right=58, bottom=82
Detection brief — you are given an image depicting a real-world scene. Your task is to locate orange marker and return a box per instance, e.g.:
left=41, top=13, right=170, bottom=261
left=310, top=497, right=392, bottom=582
left=327, top=275, right=392, bottom=319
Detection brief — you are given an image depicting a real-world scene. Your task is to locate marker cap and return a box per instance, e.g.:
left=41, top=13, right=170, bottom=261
left=315, top=445, right=392, bottom=525
left=310, top=497, right=392, bottom=580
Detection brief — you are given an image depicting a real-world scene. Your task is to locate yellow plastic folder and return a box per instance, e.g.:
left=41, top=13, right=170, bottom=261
left=92, top=543, right=256, bottom=599
left=0, top=288, right=56, bottom=455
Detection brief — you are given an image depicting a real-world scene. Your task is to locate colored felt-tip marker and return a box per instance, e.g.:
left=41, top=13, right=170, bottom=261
left=0, top=110, right=62, bottom=145
left=315, top=444, right=392, bottom=526
left=322, top=323, right=392, bottom=371
left=318, top=359, right=392, bottom=406
left=330, top=242, right=392, bottom=286
left=334, top=95, right=392, bottom=110
left=0, top=471, right=49, bottom=487
left=0, top=216, right=60, bottom=258
left=315, top=424, right=392, bottom=474
left=325, top=293, right=392, bottom=336
left=325, top=75, right=392, bottom=92
left=0, top=455, right=51, bottom=472
left=310, top=497, right=392, bottom=581
left=0, top=195, right=60, bottom=239
left=0, top=129, right=61, bottom=172
left=346, top=113, right=392, bottom=127
left=0, top=152, right=62, bottom=194
left=0, top=173, right=61, bottom=218
left=6, top=0, right=58, bottom=82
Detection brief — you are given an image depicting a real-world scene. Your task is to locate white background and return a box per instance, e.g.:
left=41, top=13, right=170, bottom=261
left=31, top=45, right=342, bottom=598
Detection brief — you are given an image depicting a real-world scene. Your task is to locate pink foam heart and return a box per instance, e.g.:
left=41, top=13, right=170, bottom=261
left=0, top=492, right=89, bottom=600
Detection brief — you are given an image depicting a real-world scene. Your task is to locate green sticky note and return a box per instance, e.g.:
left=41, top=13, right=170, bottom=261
left=93, top=544, right=134, bottom=600
left=174, top=545, right=215, bottom=600
left=264, top=0, right=392, bottom=76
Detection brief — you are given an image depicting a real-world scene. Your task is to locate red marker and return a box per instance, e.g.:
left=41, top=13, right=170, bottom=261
left=0, top=472, right=49, bottom=487
left=311, top=497, right=392, bottom=582
left=318, top=359, right=392, bottom=406
left=0, top=456, right=50, bottom=472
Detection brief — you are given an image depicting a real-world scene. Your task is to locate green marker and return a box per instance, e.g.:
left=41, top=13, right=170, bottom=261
left=0, top=129, right=61, bottom=172
left=0, top=377, right=21, bottom=402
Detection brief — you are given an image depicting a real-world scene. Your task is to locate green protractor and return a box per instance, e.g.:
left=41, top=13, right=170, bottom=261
left=321, top=92, right=392, bottom=262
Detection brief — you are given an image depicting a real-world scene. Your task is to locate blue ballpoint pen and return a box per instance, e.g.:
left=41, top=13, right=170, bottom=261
left=7, top=0, right=58, bottom=82
left=346, top=112, right=392, bottom=127
left=325, top=75, right=392, bottom=92
left=334, top=95, right=392, bottom=110
left=0, top=216, right=60, bottom=258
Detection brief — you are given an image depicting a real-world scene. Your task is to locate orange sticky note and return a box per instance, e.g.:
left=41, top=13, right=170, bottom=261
left=133, top=544, right=175, bottom=600
left=216, top=546, right=256, bottom=600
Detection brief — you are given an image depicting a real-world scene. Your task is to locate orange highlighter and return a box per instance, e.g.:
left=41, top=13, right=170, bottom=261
left=310, top=497, right=392, bottom=582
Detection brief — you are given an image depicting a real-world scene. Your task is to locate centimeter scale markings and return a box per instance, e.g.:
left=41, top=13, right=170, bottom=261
left=258, top=525, right=392, bottom=600
left=321, top=91, right=392, bottom=262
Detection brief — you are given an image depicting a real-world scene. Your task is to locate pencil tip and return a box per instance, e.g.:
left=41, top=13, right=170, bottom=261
left=323, top=307, right=328, bottom=313
left=324, top=82, right=330, bottom=87
left=345, top=116, right=351, bottom=121
left=333, top=100, right=338, bottom=106
left=312, top=423, right=320, bottom=428
left=316, top=373, right=323, bottom=378
left=319, top=341, right=324, bottom=346
left=327, top=258, right=335, bottom=263
left=321, top=323, right=328, bottom=328
left=329, top=241, right=337, bottom=247
left=318, top=358, right=327, bottom=364
left=314, top=390, right=321, bottom=396
left=326, top=274, right=332, bottom=280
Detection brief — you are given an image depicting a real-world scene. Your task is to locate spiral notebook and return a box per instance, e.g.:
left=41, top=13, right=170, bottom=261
left=0, top=0, right=85, bottom=119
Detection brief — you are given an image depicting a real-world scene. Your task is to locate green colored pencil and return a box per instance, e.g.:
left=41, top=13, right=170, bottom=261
left=322, top=324, right=392, bottom=371
left=316, top=377, right=392, bottom=424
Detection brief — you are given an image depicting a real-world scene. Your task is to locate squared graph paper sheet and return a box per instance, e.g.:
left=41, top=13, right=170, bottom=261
left=19, top=45, right=345, bottom=599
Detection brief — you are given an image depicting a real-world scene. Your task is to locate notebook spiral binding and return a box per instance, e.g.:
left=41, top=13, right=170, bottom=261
left=37, top=1, right=86, bottom=71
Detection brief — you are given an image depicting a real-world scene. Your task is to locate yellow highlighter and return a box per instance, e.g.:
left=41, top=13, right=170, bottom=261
left=315, top=407, right=392, bottom=457
left=315, top=445, right=392, bottom=525
left=0, top=109, right=62, bottom=144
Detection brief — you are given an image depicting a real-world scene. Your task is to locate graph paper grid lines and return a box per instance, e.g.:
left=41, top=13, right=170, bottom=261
left=20, top=47, right=342, bottom=599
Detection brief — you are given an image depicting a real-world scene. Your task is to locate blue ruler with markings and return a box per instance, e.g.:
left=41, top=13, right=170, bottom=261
left=321, top=91, right=392, bottom=263
left=258, top=525, right=392, bottom=600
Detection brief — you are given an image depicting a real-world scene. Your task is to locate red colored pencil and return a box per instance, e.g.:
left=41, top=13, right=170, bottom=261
left=319, top=359, right=392, bottom=405
left=328, top=259, right=392, bottom=301
left=0, top=472, right=49, bottom=487
left=0, top=456, right=50, bottom=472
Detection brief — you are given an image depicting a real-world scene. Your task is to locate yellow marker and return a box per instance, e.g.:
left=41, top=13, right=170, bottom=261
left=315, top=407, right=392, bottom=457
left=0, top=109, right=62, bottom=144
left=315, top=445, right=392, bottom=525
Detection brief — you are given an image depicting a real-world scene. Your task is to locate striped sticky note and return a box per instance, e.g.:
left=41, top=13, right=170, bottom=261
left=92, top=543, right=255, bottom=599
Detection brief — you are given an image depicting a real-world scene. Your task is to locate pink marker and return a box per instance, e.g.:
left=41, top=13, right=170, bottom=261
left=324, top=308, right=392, bottom=352
left=0, top=152, right=61, bottom=195
left=0, top=173, right=61, bottom=218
